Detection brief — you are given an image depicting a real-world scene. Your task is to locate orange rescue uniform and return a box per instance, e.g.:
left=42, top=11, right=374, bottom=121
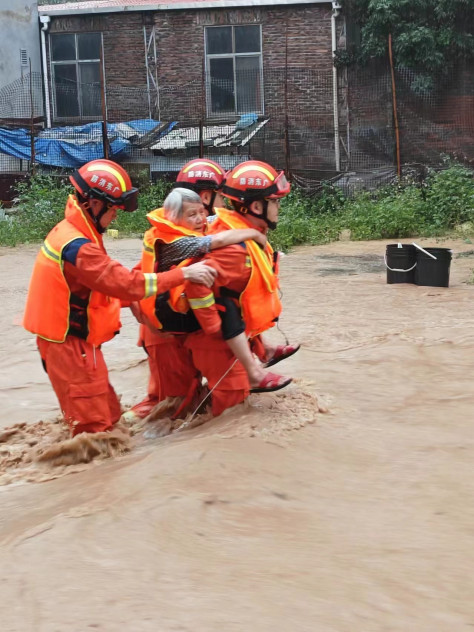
left=184, top=210, right=282, bottom=416
left=183, top=243, right=250, bottom=416
left=23, top=195, right=184, bottom=435
left=131, top=209, right=204, bottom=414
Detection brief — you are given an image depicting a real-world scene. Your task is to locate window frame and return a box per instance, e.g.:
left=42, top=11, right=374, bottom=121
left=204, top=24, right=264, bottom=119
left=49, top=32, right=104, bottom=121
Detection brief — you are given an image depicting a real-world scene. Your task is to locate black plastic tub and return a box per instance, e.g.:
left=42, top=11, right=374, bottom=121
left=385, top=244, right=417, bottom=284
left=414, top=247, right=452, bottom=287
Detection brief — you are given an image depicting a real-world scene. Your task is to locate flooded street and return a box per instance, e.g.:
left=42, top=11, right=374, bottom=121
left=1, top=237, right=473, bottom=631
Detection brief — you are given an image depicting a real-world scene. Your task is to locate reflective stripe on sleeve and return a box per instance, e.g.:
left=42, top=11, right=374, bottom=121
left=188, top=293, right=215, bottom=310
left=143, top=240, right=154, bottom=254
left=144, top=273, right=158, bottom=298
left=41, top=239, right=61, bottom=263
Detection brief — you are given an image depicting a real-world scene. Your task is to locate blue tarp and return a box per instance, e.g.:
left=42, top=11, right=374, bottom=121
left=0, top=120, right=176, bottom=168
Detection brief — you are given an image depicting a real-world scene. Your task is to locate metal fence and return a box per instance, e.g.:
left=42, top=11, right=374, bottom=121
left=0, top=59, right=473, bottom=199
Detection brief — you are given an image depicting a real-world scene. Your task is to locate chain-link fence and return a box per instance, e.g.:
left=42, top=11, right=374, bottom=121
left=0, top=59, right=472, bottom=199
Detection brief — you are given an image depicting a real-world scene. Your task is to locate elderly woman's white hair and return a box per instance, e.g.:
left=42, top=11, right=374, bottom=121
left=163, top=187, right=202, bottom=223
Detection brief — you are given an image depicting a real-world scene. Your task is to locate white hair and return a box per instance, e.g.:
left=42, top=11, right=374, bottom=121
left=163, top=188, right=201, bottom=222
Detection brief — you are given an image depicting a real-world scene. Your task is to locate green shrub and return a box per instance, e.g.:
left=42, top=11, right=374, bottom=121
left=0, top=217, right=21, bottom=247
left=345, top=187, right=427, bottom=240
left=271, top=187, right=344, bottom=251
left=423, top=164, right=474, bottom=230
left=0, top=175, right=69, bottom=246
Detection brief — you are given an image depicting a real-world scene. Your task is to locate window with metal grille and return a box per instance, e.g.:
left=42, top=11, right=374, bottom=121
left=205, top=25, right=263, bottom=117
left=50, top=33, right=102, bottom=119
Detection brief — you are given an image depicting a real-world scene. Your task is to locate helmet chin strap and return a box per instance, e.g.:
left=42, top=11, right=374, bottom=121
left=262, top=200, right=278, bottom=231
left=204, top=191, right=216, bottom=216
left=84, top=199, right=109, bottom=234
left=241, top=200, right=277, bottom=231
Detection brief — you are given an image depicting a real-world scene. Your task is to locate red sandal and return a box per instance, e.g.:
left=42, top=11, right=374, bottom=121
left=250, top=372, right=292, bottom=394
left=264, top=344, right=301, bottom=368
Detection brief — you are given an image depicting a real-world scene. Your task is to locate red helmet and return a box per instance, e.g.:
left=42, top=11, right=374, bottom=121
left=176, top=159, right=225, bottom=191
left=222, top=160, right=290, bottom=203
left=69, top=159, right=138, bottom=212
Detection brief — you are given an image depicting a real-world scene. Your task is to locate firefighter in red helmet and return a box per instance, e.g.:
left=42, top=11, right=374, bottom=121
left=221, top=159, right=291, bottom=231
left=123, top=158, right=226, bottom=422
left=23, top=159, right=216, bottom=443
left=125, top=184, right=274, bottom=423
left=183, top=160, right=299, bottom=417
left=175, top=158, right=226, bottom=216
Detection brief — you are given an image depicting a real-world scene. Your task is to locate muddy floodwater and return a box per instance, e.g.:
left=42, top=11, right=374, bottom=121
left=1, top=237, right=473, bottom=631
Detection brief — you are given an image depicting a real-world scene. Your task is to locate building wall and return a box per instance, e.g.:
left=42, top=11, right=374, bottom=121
left=0, top=0, right=43, bottom=117
left=47, top=4, right=334, bottom=123
left=156, top=5, right=333, bottom=122
left=46, top=4, right=337, bottom=171
left=0, top=0, right=42, bottom=86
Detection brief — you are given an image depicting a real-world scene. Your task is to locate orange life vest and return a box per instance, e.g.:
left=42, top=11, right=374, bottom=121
left=213, top=208, right=282, bottom=338
left=139, top=207, right=200, bottom=332
left=23, top=195, right=121, bottom=346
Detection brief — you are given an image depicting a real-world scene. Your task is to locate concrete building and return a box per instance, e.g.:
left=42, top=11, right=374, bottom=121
left=0, top=0, right=43, bottom=118
left=0, top=1, right=43, bottom=177
left=0, top=0, right=42, bottom=85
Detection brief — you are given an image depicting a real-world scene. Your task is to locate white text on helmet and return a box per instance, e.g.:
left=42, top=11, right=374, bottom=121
left=188, top=170, right=215, bottom=179
left=90, top=173, right=120, bottom=194
left=239, top=177, right=268, bottom=186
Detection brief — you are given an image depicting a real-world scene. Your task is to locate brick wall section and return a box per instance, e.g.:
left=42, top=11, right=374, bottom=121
left=47, top=4, right=339, bottom=171
left=154, top=9, right=205, bottom=123
left=49, top=4, right=334, bottom=123
left=155, top=5, right=336, bottom=171
left=156, top=5, right=334, bottom=125
left=49, top=13, right=150, bottom=121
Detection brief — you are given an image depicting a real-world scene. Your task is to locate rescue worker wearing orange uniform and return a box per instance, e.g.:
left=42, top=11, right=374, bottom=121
left=23, top=159, right=216, bottom=436
left=126, top=159, right=271, bottom=421
left=183, top=160, right=296, bottom=416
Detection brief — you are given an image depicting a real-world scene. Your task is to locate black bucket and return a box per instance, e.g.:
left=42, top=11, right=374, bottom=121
left=385, top=244, right=417, bottom=284
left=414, top=247, right=452, bottom=287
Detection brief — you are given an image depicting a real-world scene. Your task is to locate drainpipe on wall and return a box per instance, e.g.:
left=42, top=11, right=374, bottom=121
left=40, top=15, right=51, bottom=128
left=331, top=1, right=341, bottom=172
